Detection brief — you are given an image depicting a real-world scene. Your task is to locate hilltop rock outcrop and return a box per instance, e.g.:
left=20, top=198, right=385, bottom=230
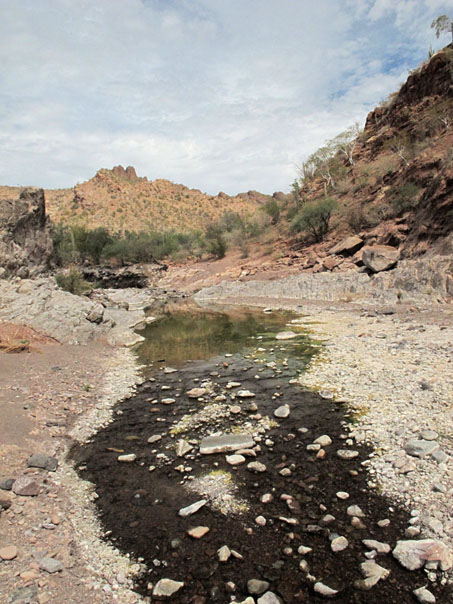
left=0, top=188, right=53, bottom=278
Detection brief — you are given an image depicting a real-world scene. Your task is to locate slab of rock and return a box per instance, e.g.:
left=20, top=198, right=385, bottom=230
left=274, top=404, right=290, bottom=418
left=330, top=235, right=364, bottom=256
left=405, top=439, right=440, bottom=458
left=393, top=539, right=452, bottom=571
left=276, top=331, right=297, bottom=340
left=248, top=579, right=270, bottom=595
left=0, top=545, right=18, bottom=560
left=362, top=245, right=399, bottom=273
left=186, top=387, right=206, bottom=398
left=27, top=454, right=58, bottom=472
left=200, top=433, right=254, bottom=454
left=178, top=499, right=207, bottom=518
left=153, top=578, right=184, bottom=598
left=354, top=560, right=390, bottom=590
left=413, top=586, right=436, bottom=604
left=39, top=557, right=63, bottom=573
left=337, top=449, right=359, bottom=460
left=314, top=582, right=339, bottom=597
left=12, top=476, right=40, bottom=497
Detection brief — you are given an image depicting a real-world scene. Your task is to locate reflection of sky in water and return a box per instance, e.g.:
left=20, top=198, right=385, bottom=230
left=136, top=308, right=316, bottom=368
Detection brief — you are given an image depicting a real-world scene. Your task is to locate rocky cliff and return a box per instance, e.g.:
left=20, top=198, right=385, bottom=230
left=0, top=188, right=53, bottom=278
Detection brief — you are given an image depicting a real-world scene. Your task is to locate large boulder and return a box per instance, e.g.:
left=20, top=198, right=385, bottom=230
left=0, top=188, right=53, bottom=278
left=362, top=245, right=400, bottom=273
left=329, top=236, right=364, bottom=256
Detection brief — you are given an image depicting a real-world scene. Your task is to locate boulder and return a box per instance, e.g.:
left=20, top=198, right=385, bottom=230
left=329, top=236, right=364, bottom=256
left=362, top=245, right=399, bottom=272
left=0, top=188, right=53, bottom=278
left=393, top=539, right=452, bottom=571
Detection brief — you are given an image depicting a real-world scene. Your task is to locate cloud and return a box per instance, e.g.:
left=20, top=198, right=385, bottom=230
left=0, top=0, right=451, bottom=194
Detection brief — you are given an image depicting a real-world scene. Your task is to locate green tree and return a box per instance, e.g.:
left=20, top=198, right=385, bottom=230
left=291, top=197, right=338, bottom=242
left=262, top=198, right=281, bottom=225
left=431, top=15, right=453, bottom=43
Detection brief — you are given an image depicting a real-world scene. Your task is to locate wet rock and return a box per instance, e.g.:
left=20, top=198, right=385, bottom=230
left=117, top=453, right=136, bottom=462
left=248, top=579, right=270, bottom=595
left=39, top=557, right=63, bottom=573
left=313, top=582, right=339, bottom=597
left=247, top=461, right=267, bottom=473
left=354, top=560, right=390, bottom=590
left=0, top=545, right=18, bottom=560
left=12, top=476, right=40, bottom=496
left=27, top=453, right=58, bottom=472
left=188, top=526, right=210, bottom=539
left=276, top=331, right=297, bottom=340
left=153, top=578, right=184, bottom=598
left=0, top=478, right=15, bottom=491
left=392, top=539, right=452, bottom=571
left=405, top=439, right=439, bottom=458
left=200, top=433, right=254, bottom=454
left=178, top=499, right=207, bottom=517
left=413, top=586, right=436, bottom=603
left=274, top=404, right=290, bottom=418
left=257, top=592, right=284, bottom=604
left=187, top=387, right=206, bottom=398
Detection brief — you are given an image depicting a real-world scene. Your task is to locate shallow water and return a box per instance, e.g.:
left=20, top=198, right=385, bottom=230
left=71, top=306, right=449, bottom=603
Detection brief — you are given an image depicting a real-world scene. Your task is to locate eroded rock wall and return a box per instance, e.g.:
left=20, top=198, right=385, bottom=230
left=0, top=188, right=53, bottom=278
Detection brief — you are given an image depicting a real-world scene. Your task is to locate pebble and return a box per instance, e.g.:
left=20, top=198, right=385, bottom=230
left=217, top=545, right=231, bottom=562
left=39, top=557, right=63, bottom=573
left=419, top=430, right=438, bottom=441
left=237, top=390, right=255, bottom=398
left=27, top=454, right=58, bottom=472
left=404, top=439, right=439, bottom=458
left=275, top=331, right=297, bottom=340
left=186, top=387, right=206, bottom=398
left=147, top=435, right=162, bottom=443
left=255, top=516, right=267, bottom=526
left=331, top=536, right=348, bottom=552
left=347, top=505, right=365, bottom=517
left=314, top=582, right=339, bottom=597
left=337, top=450, right=359, bottom=460
left=298, top=545, right=312, bottom=555
left=117, top=454, right=136, bottom=462
left=12, top=476, right=40, bottom=497
left=247, top=579, right=270, bottom=595
left=153, top=578, right=184, bottom=598
left=187, top=526, right=210, bottom=539
left=336, top=491, right=349, bottom=500
left=0, top=545, right=18, bottom=560
left=178, top=499, right=207, bottom=517
left=362, top=539, right=391, bottom=554
left=161, top=398, right=176, bottom=405
left=354, top=560, right=390, bottom=590
left=226, top=454, right=246, bottom=466
left=413, top=586, right=436, bottom=603
left=314, top=435, right=332, bottom=446
left=247, top=462, right=267, bottom=473
left=0, top=478, right=14, bottom=491
left=257, top=593, right=283, bottom=604
left=274, top=404, right=290, bottom=418
left=176, top=439, right=192, bottom=457
left=260, top=493, right=273, bottom=503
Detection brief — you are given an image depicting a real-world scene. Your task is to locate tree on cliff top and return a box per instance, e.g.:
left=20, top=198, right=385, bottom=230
left=431, top=15, right=453, bottom=43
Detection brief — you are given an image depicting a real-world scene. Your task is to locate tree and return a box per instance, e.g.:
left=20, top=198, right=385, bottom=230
left=431, top=15, right=453, bottom=43
left=332, top=123, right=362, bottom=166
left=290, top=197, right=338, bottom=242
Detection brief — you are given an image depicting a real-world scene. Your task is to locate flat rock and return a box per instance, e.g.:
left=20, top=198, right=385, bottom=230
left=0, top=478, right=14, bottom=491
left=274, top=404, right=290, bottom=418
left=178, top=499, right=207, bottom=517
left=419, top=430, right=438, bottom=441
left=188, top=526, right=210, bottom=538
left=161, top=398, right=176, bottom=405
left=200, top=433, right=254, bottom=455
left=330, top=235, right=363, bottom=256
left=163, top=367, right=178, bottom=374
left=39, top=557, right=63, bottom=573
left=186, top=387, right=206, bottom=398
left=314, top=582, right=339, bottom=597
left=12, top=476, right=40, bottom=497
left=226, top=454, right=246, bottom=466
left=393, top=539, right=452, bottom=571
left=248, top=579, right=270, bottom=595
left=276, top=331, right=297, bottom=340
left=413, top=586, right=436, bottom=604
left=27, top=453, right=58, bottom=472
left=362, top=245, right=399, bottom=272
left=0, top=545, right=18, bottom=560
left=153, top=578, right=184, bottom=598
left=337, top=449, right=359, bottom=460
left=405, top=439, right=440, bottom=458
left=237, top=390, right=255, bottom=398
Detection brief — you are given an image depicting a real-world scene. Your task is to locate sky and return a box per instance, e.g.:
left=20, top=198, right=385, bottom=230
left=1, top=0, right=452, bottom=195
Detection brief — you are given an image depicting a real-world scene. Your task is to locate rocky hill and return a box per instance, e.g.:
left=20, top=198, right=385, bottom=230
left=0, top=166, right=264, bottom=234
left=294, top=45, right=452, bottom=263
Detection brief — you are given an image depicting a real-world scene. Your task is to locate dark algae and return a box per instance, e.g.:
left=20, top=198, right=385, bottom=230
left=70, top=307, right=451, bottom=603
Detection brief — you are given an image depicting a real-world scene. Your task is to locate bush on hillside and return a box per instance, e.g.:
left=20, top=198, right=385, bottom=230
left=55, top=267, right=91, bottom=295
left=291, top=197, right=338, bottom=242
left=389, top=182, right=421, bottom=215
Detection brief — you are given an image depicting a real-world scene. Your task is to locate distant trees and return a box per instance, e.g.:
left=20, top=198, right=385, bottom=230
left=431, top=15, right=453, bottom=43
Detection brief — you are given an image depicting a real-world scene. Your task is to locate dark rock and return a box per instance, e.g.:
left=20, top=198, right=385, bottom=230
left=0, top=477, right=15, bottom=491
left=28, top=453, right=58, bottom=472
left=83, top=265, right=151, bottom=289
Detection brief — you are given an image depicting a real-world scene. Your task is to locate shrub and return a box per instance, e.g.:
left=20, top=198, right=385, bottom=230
left=344, top=204, right=379, bottom=233
left=204, top=223, right=227, bottom=259
left=389, top=182, right=421, bottom=214
left=291, top=197, right=338, bottom=242
left=262, top=198, right=281, bottom=225
left=55, top=267, right=91, bottom=295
